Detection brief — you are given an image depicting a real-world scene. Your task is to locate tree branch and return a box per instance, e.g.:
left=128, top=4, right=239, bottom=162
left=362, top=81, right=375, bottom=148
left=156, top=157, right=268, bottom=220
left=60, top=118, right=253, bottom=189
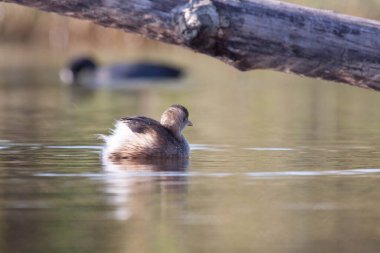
left=4, top=0, right=380, bottom=91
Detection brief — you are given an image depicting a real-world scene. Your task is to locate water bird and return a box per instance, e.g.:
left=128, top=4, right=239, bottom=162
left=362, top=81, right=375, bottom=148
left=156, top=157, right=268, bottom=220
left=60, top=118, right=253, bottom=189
left=101, top=105, right=192, bottom=160
left=59, top=56, right=183, bottom=86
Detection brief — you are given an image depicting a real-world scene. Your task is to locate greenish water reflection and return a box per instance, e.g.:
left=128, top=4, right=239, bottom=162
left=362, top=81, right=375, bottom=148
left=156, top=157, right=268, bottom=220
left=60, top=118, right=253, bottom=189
left=1, top=55, right=380, bottom=253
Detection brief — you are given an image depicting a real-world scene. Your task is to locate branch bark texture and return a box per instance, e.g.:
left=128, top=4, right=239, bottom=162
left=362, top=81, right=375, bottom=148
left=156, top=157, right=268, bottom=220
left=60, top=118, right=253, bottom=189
left=4, top=0, right=380, bottom=90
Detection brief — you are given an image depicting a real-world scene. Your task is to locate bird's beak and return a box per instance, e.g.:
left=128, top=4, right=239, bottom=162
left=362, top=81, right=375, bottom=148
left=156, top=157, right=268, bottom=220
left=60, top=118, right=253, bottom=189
left=187, top=120, right=193, bottom=126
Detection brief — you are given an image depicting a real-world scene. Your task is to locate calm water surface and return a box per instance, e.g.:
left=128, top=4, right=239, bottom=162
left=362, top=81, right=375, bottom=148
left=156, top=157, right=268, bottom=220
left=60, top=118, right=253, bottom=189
left=1, top=54, right=380, bottom=253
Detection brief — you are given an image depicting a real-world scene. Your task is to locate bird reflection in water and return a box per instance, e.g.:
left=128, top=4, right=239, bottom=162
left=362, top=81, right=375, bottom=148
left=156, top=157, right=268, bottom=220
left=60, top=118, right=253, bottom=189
left=102, top=157, right=189, bottom=221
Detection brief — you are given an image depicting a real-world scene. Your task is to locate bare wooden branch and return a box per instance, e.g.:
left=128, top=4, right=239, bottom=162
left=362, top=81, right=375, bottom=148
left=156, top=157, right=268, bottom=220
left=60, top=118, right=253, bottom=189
left=4, top=0, right=380, bottom=91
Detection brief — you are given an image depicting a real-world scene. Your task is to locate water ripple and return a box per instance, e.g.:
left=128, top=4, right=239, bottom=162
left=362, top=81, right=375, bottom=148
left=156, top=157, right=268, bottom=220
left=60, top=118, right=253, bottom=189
left=190, top=144, right=226, bottom=151
left=45, top=145, right=102, bottom=149
left=245, top=147, right=294, bottom=151
left=246, top=168, right=380, bottom=177
left=34, top=168, right=380, bottom=179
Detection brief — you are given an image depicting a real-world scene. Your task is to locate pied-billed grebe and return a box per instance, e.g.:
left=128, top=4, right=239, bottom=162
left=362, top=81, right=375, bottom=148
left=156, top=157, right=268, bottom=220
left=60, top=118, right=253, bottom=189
left=59, top=56, right=183, bottom=86
left=101, top=105, right=192, bottom=160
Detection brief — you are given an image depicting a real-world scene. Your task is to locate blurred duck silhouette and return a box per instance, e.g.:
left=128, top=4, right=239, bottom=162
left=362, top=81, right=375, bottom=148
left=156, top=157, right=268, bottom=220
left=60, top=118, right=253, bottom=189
left=60, top=56, right=183, bottom=87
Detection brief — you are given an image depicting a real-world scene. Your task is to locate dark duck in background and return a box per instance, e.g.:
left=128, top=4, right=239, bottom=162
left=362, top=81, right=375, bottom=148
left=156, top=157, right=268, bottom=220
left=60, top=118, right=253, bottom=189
left=60, top=56, right=183, bottom=87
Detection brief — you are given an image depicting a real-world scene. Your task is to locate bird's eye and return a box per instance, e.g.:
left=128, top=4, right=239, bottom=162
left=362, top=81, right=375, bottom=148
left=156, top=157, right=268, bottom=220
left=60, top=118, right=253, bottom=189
left=183, top=117, right=187, bottom=122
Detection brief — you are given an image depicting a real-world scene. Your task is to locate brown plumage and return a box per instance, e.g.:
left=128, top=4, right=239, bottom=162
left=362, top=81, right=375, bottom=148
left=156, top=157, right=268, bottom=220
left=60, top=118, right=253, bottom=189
left=101, top=105, right=192, bottom=160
